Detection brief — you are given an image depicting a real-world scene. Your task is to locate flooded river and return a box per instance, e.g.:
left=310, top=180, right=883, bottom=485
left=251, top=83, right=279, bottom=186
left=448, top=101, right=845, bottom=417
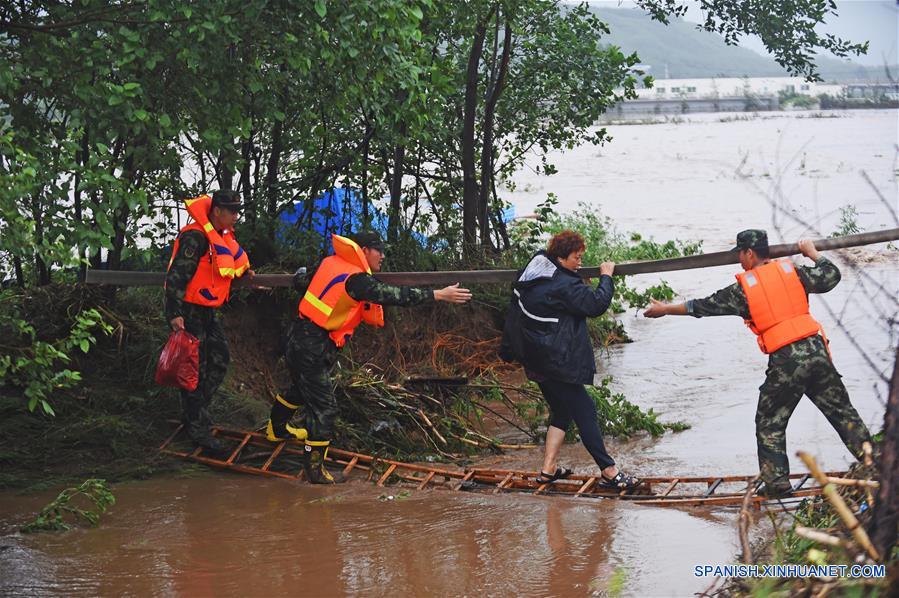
left=1, top=110, right=896, bottom=596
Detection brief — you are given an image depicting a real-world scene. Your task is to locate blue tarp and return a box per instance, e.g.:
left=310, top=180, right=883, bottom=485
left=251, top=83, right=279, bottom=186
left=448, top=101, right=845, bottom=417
left=279, top=187, right=515, bottom=250
left=279, top=187, right=387, bottom=241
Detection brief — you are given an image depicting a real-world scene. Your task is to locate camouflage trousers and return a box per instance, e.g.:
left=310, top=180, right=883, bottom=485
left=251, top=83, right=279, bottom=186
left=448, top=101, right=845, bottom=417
left=179, top=309, right=230, bottom=429
left=284, top=319, right=339, bottom=441
left=755, top=335, right=871, bottom=489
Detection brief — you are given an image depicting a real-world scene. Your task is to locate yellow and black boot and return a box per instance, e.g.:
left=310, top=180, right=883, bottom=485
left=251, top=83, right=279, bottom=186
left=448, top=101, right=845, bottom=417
left=265, top=395, right=308, bottom=442
left=303, top=440, right=346, bottom=484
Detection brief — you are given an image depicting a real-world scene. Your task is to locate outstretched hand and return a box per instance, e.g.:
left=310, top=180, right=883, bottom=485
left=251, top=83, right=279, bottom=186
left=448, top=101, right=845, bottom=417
left=642, top=298, right=667, bottom=318
left=435, top=283, right=472, bottom=304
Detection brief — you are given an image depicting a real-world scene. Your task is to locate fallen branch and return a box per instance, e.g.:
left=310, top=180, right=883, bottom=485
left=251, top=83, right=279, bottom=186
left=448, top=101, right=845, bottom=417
left=794, top=526, right=848, bottom=548
left=798, top=451, right=881, bottom=561
left=739, top=476, right=757, bottom=564
left=826, top=477, right=880, bottom=489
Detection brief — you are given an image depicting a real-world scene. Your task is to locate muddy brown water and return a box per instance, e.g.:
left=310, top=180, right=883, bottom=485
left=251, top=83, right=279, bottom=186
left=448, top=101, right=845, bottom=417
left=1, top=110, right=895, bottom=597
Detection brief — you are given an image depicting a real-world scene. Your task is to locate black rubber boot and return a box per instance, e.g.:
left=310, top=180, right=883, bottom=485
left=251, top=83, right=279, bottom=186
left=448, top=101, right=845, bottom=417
left=182, top=395, right=224, bottom=451
left=266, top=397, right=307, bottom=442
left=303, top=442, right=346, bottom=484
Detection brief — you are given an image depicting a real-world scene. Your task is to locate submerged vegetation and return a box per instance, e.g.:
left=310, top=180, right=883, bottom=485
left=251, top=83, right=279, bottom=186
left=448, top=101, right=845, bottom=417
left=20, top=479, right=115, bottom=533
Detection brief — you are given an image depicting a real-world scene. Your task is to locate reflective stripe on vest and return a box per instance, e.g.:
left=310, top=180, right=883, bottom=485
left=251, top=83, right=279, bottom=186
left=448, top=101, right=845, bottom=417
left=164, top=195, right=250, bottom=308
left=735, top=259, right=822, bottom=354
left=298, top=234, right=385, bottom=347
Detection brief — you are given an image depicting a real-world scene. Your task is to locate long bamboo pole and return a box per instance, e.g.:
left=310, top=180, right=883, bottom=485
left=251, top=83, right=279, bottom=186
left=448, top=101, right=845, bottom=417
left=85, top=228, right=899, bottom=288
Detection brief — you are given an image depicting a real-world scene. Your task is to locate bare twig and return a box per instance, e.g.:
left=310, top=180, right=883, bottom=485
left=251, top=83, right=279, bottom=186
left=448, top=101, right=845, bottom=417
left=739, top=476, right=758, bottom=564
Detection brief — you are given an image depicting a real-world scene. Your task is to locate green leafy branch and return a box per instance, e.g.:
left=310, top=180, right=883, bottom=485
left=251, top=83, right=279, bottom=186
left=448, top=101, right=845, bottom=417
left=0, top=300, right=113, bottom=415
left=21, top=479, right=116, bottom=533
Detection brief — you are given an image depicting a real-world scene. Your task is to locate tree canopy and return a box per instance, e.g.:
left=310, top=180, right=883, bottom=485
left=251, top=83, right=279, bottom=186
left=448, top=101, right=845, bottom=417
left=0, top=0, right=866, bottom=283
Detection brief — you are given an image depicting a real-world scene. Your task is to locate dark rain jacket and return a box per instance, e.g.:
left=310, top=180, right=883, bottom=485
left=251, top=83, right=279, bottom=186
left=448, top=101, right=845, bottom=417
left=500, top=251, right=614, bottom=385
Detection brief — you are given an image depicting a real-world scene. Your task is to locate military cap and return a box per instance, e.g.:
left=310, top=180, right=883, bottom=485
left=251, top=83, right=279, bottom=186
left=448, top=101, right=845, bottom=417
left=211, top=190, right=242, bottom=211
left=732, top=229, right=768, bottom=252
left=351, top=231, right=386, bottom=252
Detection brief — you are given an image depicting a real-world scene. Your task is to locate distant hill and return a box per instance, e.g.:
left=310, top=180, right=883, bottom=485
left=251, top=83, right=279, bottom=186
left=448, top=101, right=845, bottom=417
left=587, top=7, right=895, bottom=82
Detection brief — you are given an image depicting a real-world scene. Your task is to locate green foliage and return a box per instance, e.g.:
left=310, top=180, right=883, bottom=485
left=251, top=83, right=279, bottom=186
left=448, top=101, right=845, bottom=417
left=831, top=204, right=863, bottom=238
left=1, top=0, right=846, bottom=281
left=20, top=479, right=115, bottom=533
left=0, top=292, right=112, bottom=415
left=778, top=91, right=818, bottom=109
left=635, top=0, right=868, bottom=82
left=587, top=376, right=689, bottom=438
left=514, top=377, right=688, bottom=440
left=546, top=201, right=700, bottom=313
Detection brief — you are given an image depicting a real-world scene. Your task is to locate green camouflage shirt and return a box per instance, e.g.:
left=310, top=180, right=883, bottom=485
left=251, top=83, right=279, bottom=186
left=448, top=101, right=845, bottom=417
left=686, top=256, right=841, bottom=319
left=164, top=230, right=212, bottom=321
left=344, top=272, right=435, bottom=306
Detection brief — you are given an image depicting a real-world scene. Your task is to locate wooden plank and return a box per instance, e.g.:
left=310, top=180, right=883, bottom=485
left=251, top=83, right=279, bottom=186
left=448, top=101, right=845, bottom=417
left=85, top=229, right=899, bottom=287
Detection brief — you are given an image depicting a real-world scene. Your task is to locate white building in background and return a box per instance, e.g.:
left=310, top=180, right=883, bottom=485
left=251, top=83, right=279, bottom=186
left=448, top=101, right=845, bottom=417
left=636, top=77, right=844, bottom=99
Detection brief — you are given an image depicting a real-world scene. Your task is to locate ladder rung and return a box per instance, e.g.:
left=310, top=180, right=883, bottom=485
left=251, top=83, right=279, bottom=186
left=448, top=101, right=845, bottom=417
left=260, top=442, right=286, bottom=471
left=342, top=456, right=359, bottom=477
left=660, top=479, right=679, bottom=497
left=225, top=434, right=252, bottom=465
left=493, top=472, right=515, bottom=494
left=377, top=464, right=398, bottom=487
left=704, top=478, right=723, bottom=497
left=576, top=477, right=597, bottom=496
left=417, top=471, right=436, bottom=490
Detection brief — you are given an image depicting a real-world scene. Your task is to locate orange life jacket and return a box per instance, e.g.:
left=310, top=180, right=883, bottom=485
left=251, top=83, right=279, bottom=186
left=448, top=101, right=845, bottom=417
left=165, top=195, right=250, bottom=308
left=298, top=234, right=385, bottom=347
left=735, top=259, right=823, bottom=354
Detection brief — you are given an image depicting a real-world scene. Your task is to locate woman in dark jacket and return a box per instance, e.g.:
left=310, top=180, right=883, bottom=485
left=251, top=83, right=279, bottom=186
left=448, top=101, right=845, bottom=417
left=501, top=230, right=638, bottom=490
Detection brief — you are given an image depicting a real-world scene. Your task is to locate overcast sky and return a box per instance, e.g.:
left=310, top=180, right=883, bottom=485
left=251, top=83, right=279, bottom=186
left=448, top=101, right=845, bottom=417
left=586, top=0, right=898, bottom=66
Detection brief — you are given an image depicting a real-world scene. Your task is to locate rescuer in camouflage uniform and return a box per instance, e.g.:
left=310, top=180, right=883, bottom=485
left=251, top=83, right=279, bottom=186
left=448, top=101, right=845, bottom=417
left=643, top=229, right=871, bottom=497
left=165, top=191, right=252, bottom=451
left=270, top=231, right=472, bottom=483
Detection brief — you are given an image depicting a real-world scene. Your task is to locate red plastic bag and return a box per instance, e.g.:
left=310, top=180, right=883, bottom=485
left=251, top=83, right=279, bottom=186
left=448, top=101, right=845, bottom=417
left=155, top=330, right=200, bottom=391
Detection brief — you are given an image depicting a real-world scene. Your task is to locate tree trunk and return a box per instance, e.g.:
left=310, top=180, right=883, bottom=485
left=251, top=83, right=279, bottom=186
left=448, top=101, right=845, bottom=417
left=108, top=151, right=135, bottom=271
left=478, top=14, right=512, bottom=252
left=870, top=345, right=899, bottom=561
left=75, top=129, right=89, bottom=281
left=31, top=193, right=50, bottom=285
left=361, top=129, right=370, bottom=227
left=216, top=149, right=234, bottom=190
left=265, top=119, right=284, bottom=220
left=238, top=134, right=253, bottom=213
left=13, top=255, right=24, bottom=287
left=491, top=175, right=511, bottom=250
left=461, top=6, right=495, bottom=258
left=388, top=124, right=407, bottom=243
